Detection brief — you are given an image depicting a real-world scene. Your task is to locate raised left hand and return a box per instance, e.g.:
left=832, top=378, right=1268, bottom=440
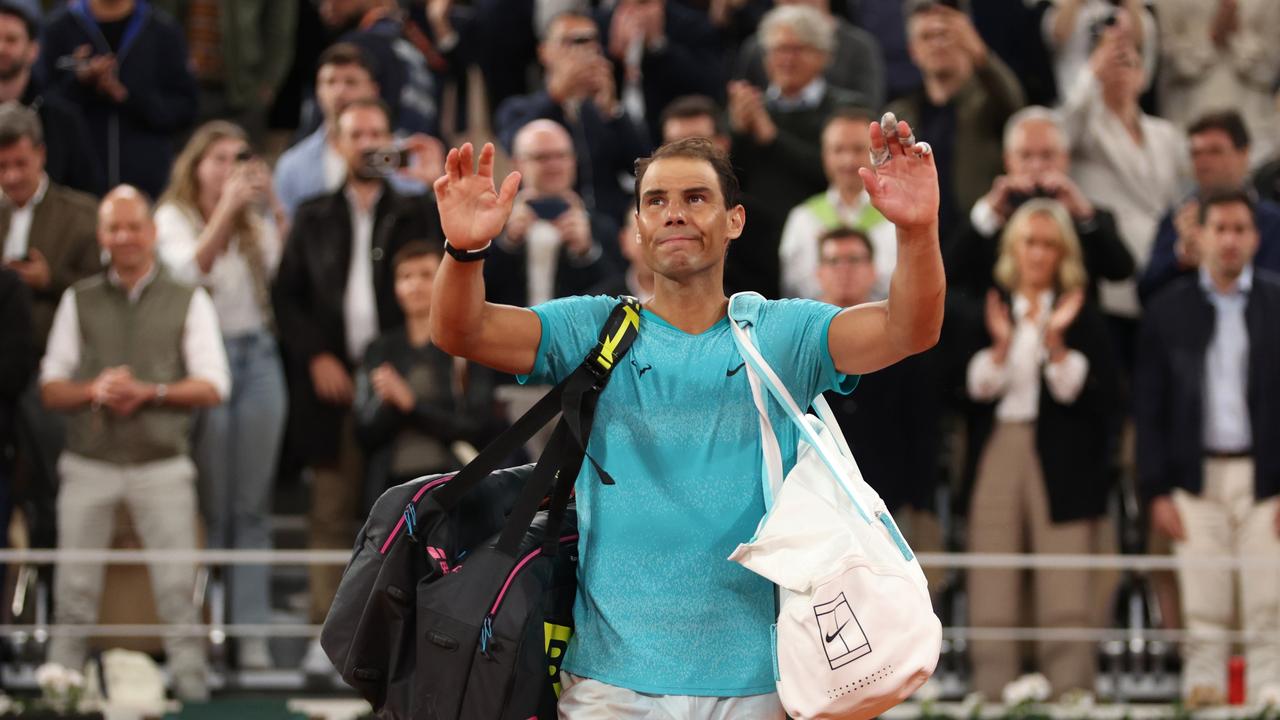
left=859, top=113, right=939, bottom=234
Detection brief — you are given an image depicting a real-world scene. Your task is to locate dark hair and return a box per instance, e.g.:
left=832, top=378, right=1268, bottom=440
left=823, top=106, right=876, bottom=134
left=1198, top=187, right=1256, bottom=225
left=818, top=226, right=874, bottom=260
left=393, top=241, right=443, bottom=270
left=0, top=1, right=35, bottom=40
left=317, top=42, right=378, bottom=79
left=1188, top=110, right=1250, bottom=150
left=660, top=95, right=729, bottom=138
left=336, top=96, right=393, bottom=128
left=634, top=137, right=740, bottom=212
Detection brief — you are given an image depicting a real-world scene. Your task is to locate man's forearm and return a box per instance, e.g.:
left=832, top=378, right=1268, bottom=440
left=430, top=256, right=489, bottom=356
left=885, top=226, right=945, bottom=355
left=154, top=379, right=222, bottom=408
left=41, top=380, right=94, bottom=412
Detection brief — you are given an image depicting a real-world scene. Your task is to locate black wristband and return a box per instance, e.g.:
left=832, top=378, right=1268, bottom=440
left=444, top=240, right=491, bottom=262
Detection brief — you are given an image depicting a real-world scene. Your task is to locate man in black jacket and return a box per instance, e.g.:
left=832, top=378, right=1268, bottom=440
left=37, top=0, right=198, bottom=198
left=0, top=266, right=32, bottom=591
left=1136, top=188, right=1280, bottom=706
left=0, top=1, right=103, bottom=195
left=484, top=119, right=618, bottom=308
left=946, top=106, right=1134, bottom=307
left=272, top=97, right=441, bottom=672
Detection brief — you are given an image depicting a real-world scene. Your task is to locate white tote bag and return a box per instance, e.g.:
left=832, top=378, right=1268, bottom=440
left=727, top=293, right=941, bottom=720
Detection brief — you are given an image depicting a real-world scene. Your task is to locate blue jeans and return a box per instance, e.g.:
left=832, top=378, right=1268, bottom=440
left=194, top=330, right=287, bottom=627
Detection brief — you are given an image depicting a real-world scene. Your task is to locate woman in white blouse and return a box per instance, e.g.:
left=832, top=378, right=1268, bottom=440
left=964, top=199, right=1121, bottom=699
left=155, top=121, right=287, bottom=670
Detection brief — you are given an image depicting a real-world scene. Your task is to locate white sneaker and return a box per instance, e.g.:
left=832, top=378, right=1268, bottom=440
left=237, top=637, right=273, bottom=670
left=301, top=638, right=332, bottom=675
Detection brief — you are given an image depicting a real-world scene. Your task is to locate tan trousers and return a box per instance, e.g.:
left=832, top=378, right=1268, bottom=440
left=1172, top=458, right=1280, bottom=700
left=49, top=453, right=205, bottom=680
left=308, top=415, right=364, bottom=624
left=968, top=422, right=1097, bottom=698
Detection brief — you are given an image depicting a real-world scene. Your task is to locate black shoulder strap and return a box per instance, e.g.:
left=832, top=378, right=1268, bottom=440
left=431, top=296, right=641, bottom=513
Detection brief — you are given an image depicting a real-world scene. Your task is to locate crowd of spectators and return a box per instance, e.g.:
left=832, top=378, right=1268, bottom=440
left=0, top=0, right=1278, bottom=706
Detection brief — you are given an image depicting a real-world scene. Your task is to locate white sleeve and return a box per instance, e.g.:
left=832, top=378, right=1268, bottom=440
left=182, top=288, right=231, bottom=400
left=257, top=214, right=284, bottom=279
left=40, top=289, right=81, bottom=384
left=966, top=348, right=1009, bottom=402
left=1058, top=69, right=1101, bottom=150
left=779, top=206, right=820, bottom=299
left=1044, top=349, right=1090, bottom=404
left=154, top=203, right=205, bottom=286
left=970, top=198, right=1003, bottom=238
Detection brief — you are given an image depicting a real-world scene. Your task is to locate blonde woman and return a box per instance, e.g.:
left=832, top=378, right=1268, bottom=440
left=155, top=121, right=286, bottom=670
left=964, top=199, right=1120, bottom=698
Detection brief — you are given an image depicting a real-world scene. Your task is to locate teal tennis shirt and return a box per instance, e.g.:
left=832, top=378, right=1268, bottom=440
left=519, top=295, right=857, bottom=696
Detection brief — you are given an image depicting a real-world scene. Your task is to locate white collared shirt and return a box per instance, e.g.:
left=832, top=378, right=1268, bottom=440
left=2, top=174, right=50, bottom=262
left=966, top=290, right=1090, bottom=421
left=154, top=202, right=282, bottom=338
left=344, top=186, right=382, bottom=363
left=1199, top=265, right=1253, bottom=452
left=778, top=187, right=897, bottom=300
left=766, top=77, right=827, bottom=112
left=40, top=264, right=231, bottom=401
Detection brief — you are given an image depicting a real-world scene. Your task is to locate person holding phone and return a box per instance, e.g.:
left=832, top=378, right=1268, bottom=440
left=494, top=11, right=651, bottom=225
left=485, top=119, right=619, bottom=308
left=153, top=120, right=286, bottom=670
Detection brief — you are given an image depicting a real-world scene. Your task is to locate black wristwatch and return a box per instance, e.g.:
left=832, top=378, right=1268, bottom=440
left=444, top=240, right=491, bottom=262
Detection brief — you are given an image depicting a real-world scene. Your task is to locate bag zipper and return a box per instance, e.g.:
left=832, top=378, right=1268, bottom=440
left=379, top=473, right=456, bottom=555
left=479, top=533, right=578, bottom=655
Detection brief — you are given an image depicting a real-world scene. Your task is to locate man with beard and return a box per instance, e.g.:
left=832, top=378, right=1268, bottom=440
left=0, top=1, right=102, bottom=195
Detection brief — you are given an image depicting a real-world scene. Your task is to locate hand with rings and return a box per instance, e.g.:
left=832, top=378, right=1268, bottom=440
left=861, top=112, right=940, bottom=233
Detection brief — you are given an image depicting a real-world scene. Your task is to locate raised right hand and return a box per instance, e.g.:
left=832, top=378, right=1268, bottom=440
left=433, top=143, right=521, bottom=251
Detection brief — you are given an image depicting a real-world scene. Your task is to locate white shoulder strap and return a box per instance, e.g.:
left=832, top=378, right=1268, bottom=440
left=727, top=297, right=874, bottom=525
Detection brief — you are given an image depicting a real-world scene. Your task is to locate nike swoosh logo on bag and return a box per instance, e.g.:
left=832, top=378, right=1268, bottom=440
left=826, top=621, right=849, bottom=643
left=727, top=363, right=745, bottom=377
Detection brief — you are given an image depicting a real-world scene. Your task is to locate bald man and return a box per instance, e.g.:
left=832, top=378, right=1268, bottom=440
left=40, top=186, right=228, bottom=701
left=483, top=119, right=620, bottom=308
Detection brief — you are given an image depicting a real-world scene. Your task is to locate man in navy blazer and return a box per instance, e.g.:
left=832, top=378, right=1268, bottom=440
left=1136, top=188, right=1280, bottom=706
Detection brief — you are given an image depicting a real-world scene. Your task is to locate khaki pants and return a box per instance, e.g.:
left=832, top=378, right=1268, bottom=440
left=1172, top=458, right=1280, bottom=700
left=967, top=422, right=1097, bottom=698
left=308, top=415, right=364, bottom=624
left=49, top=453, right=204, bottom=681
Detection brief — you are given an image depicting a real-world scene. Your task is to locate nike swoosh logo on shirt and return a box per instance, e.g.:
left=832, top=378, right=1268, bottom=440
left=727, top=363, right=746, bottom=377
left=826, top=621, right=849, bottom=644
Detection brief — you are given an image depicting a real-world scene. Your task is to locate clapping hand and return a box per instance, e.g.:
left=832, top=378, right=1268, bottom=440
left=984, top=289, right=1013, bottom=360
left=371, top=363, right=415, bottom=413
left=434, top=143, right=522, bottom=252
left=1044, top=288, right=1084, bottom=361
left=861, top=113, right=939, bottom=234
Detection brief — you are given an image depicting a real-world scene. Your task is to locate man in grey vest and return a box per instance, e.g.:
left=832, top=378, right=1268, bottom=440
left=39, top=186, right=228, bottom=701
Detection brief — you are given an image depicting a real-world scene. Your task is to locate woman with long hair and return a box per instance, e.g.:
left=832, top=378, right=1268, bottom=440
left=155, top=121, right=287, bottom=670
left=963, top=199, right=1120, bottom=698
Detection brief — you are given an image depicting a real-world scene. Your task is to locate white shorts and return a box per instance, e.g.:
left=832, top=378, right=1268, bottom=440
left=558, top=672, right=785, bottom=720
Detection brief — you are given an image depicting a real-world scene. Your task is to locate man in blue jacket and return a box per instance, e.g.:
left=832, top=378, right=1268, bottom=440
left=1137, top=188, right=1280, bottom=706
left=1139, top=111, right=1280, bottom=305
left=37, top=0, right=197, bottom=198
